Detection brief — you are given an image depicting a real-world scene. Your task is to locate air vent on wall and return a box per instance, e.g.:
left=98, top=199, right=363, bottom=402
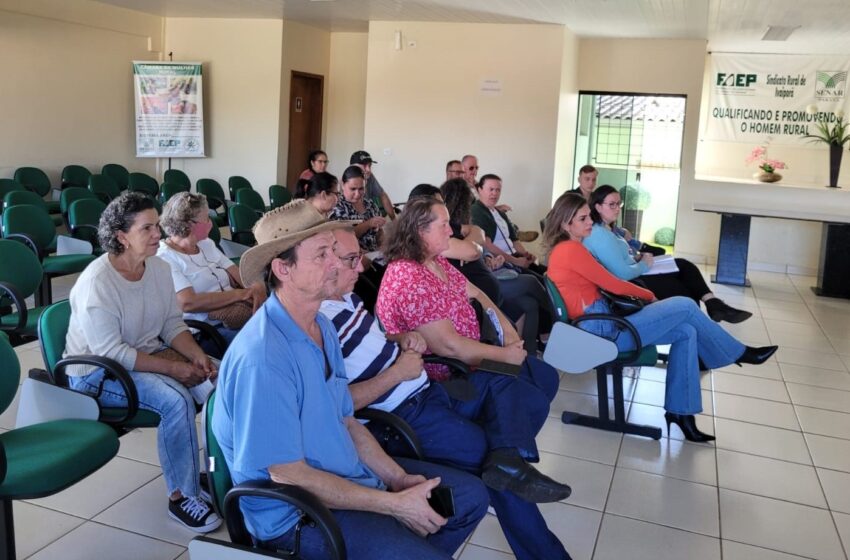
left=762, top=25, right=800, bottom=41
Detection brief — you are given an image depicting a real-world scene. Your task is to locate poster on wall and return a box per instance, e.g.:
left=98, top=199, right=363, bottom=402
left=704, top=54, right=850, bottom=145
left=133, top=61, right=205, bottom=157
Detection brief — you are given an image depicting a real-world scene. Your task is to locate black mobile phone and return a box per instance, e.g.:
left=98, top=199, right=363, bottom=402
left=478, top=358, right=522, bottom=377
left=428, top=485, right=455, bottom=518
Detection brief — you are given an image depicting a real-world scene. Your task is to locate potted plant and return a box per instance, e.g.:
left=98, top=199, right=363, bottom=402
left=802, top=105, right=850, bottom=188
left=618, top=183, right=651, bottom=237
left=745, top=144, right=786, bottom=183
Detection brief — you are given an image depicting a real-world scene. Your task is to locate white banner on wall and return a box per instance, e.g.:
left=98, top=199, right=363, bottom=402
left=133, top=61, right=205, bottom=158
left=704, top=53, right=850, bottom=145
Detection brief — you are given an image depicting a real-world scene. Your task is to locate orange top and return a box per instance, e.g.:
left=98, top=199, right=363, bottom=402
left=548, top=240, right=654, bottom=319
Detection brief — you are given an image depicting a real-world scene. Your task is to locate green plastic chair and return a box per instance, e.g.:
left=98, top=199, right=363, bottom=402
left=88, top=173, right=121, bottom=204
left=3, top=190, right=64, bottom=227
left=59, top=187, right=97, bottom=229
left=38, top=300, right=161, bottom=430
left=268, top=184, right=292, bottom=210
left=101, top=163, right=129, bottom=191
left=61, top=165, right=92, bottom=190
left=159, top=181, right=190, bottom=205
left=2, top=205, right=96, bottom=306
left=164, top=168, right=191, bottom=189
left=228, top=203, right=259, bottom=246
left=0, top=331, right=120, bottom=560
left=201, top=389, right=346, bottom=559
left=128, top=172, right=159, bottom=198
left=13, top=166, right=60, bottom=214
left=0, top=239, right=46, bottom=346
left=0, top=179, right=25, bottom=216
left=197, top=178, right=228, bottom=227
left=543, top=275, right=661, bottom=439
left=235, top=188, right=267, bottom=216
left=68, top=198, right=106, bottom=253
left=228, top=176, right=253, bottom=202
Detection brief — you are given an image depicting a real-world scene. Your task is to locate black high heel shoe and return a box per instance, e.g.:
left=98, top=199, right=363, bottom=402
left=735, top=345, right=778, bottom=366
left=665, top=413, right=715, bottom=442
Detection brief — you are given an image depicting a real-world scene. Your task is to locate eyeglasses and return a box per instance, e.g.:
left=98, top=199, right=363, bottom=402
left=467, top=166, right=479, bottom=170
left=337, top=252, right=363, bottom=269
left=315, top=159, right=329, bottom=164
left=604, top=201, right=624, bottom=209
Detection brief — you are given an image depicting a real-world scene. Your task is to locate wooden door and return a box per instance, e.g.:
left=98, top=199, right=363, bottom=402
left=286, top=72, right=324, bottom=192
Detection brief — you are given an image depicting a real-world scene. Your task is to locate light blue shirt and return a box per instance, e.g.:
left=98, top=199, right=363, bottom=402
left=212, top=294, right=384, bottom=541
left=583, top=223, right=649, bottom=281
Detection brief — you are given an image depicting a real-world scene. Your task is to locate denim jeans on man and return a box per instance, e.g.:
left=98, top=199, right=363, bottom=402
left=581, top=295, right=745, bottom=414
left=70, top=368, right=201, bottom=497
left=379, top=357, right=572, bottom=560
left=263, top=457, right=488, bottom=560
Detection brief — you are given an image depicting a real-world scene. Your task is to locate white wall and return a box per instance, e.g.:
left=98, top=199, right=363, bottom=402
left=363, top=21, right=567, bottom=231
left=0, top=0, right=162, bottom=183
left=326, top=32, right=369, bottom=178
left=164, top=18, right=284, bottom=195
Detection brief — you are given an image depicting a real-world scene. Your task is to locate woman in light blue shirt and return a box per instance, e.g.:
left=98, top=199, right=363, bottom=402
left=583, top=185, right=751, bottom=324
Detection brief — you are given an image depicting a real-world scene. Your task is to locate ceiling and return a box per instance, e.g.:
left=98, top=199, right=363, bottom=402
left=94, top=0, right=850, bottom=53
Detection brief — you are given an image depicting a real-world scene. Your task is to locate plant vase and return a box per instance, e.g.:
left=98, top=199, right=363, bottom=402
left=829, top=143, right=843, bottom=188
left=753, top=170, right=782, bottom=183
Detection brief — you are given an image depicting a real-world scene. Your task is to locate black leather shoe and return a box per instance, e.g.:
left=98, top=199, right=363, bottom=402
left=706, top=299, right=753, bottom=324
left=665, top=413, right=715, bottom=443
left=481, top=448, right=571, bottom=503
left=735, top=345, right=778, bottom=366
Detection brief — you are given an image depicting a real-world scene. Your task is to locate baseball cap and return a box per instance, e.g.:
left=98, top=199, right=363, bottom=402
left=350, top=150, right=377, bottom=165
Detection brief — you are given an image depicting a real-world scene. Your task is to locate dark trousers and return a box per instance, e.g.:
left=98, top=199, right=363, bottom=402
left=499, top=274, right=554, bottom=354
left=381, top=357, right=571, bottom=560
left=264, top=458, right=489, bottom=560
left=638, top=258, right=711, bottom=304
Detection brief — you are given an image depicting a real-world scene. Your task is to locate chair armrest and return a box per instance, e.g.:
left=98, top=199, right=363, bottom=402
left=54, top=355, right=139, bottom=424
left=423, top=355, right=470, bottom=375
left=70, top=223, right=98, bottom=237
left=0, top=281, right=27, bottom=332
left=571, top=313, right=644, bottom=363
left=185, top=320, right=228, bottom=356
left=223, top=480, right=346, bottom=560
left=0, top=440, right=6, bottom=485
left=354, top=408, right=423, bottom=460
left=4, top=233, right=41, bottom=257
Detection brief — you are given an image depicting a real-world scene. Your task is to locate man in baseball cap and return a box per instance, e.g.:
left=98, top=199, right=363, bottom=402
left=212, top=200, right=487, bottom=558
left=350, top=150, right=397, bottom=219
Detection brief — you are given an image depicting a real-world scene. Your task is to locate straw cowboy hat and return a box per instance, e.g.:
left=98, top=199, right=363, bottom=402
left=239, top=199, right=355, bottom=287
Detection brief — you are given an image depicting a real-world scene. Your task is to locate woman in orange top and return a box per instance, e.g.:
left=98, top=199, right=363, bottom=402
left=543, top=193, right=777, bottom=442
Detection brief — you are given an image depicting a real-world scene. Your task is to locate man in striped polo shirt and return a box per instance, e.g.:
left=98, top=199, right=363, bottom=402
left=319, top=228, right=573, bottom=560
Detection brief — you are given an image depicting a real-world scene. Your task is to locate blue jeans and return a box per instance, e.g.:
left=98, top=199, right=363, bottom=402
left=581, top=296, right=745, bottom=414
left=382, top=359, right=571, bottom=560
left=263, top=458, right=488, bottom=560
left=69, top=368, right=201, bottom=497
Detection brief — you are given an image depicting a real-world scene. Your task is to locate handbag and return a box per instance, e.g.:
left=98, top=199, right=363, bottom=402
left=599, top=289, right=646, bottom=316
left=208, top=300, right=253, bottom=329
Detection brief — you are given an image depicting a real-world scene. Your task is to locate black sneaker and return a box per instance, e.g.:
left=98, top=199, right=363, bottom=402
left=168, top=496, right=222, bottom=533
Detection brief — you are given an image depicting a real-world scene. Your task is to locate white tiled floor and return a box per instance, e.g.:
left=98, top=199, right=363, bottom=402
left=7, top=267, right=850, bottom=559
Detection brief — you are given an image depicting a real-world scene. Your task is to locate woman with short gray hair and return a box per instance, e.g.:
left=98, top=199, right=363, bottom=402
left=65, top=191, right=221, bottom=533
left=158, top=192, right=266, bottom=350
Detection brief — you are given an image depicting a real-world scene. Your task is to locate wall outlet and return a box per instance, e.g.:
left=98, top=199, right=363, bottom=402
left=383, top=148, right=392, bottom=156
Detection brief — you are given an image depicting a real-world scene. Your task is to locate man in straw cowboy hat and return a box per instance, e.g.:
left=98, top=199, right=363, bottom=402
left=211, top=200, right=488, bottom=559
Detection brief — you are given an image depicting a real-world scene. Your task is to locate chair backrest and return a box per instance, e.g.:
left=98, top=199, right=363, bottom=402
left=101, top=163, right=129, bottom=191
left=3, top=189, right=47, bottom=213
left=2, top=204, right=57, bottom=253
left=228, top=176, right=253, bottom=201
left=37, top=299, right=72, bottom=386
left=0, top=332, right=21, bottom=414
left=160, top=182, right=190, bottom=204
left=128, top=172, right=159, bottom=197
left=0, top=179, right=26, bottom=213
left=61, top=165, right=92, bottom=189
left=208, top=218, right=222, bottom=250
left=68, top=198, right=106, bottom=246
left=203, top=389, right=234, bottom=517
left=543, top=275, right=569, bottom=323
left=163, top=168, right=191, bottom=188
left=0, top=238, right=44, bottom=306
left=228, top=204, right=258, bottom=246
left=88, top=173, right=121, bottom=203
left=235, top=189, right=265, bottom=215
left=268, top=184, right=291, bottom=209
left=60, top=187, right=96, bottom=216
left=14, top=167, right=52, bottom=197
left=197, top=179, right=226, bottom=210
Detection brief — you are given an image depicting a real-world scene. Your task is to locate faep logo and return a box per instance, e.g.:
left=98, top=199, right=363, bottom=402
left=717, top=73, right=757, bottom=87
left=815, top=71, right=847, bottom=101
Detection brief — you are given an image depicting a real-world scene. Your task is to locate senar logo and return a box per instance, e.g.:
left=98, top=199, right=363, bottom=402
left=816, top=71, right=847, bottom=101
left=716, top=73, right=757, bottom=87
